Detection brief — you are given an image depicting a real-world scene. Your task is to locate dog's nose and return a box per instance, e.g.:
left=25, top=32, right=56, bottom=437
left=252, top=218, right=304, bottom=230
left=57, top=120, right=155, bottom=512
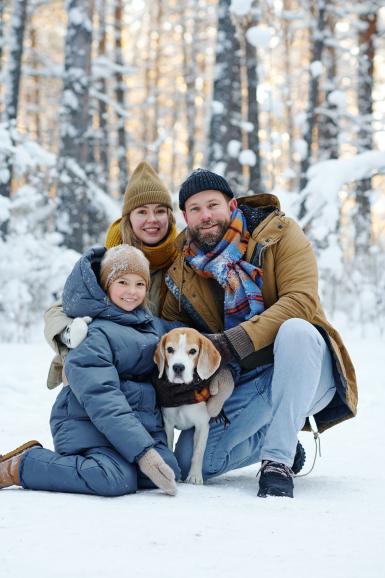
left=172, top=363, right=185, bottom=375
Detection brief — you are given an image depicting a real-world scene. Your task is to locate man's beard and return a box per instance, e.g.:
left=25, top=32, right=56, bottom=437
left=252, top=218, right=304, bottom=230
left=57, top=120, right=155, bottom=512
left=189, top=220, right=229, bottom=252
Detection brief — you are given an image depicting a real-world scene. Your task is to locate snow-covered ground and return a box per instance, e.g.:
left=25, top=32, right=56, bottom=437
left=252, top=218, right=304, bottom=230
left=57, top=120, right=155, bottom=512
left=0, top=326, right=383, bottom=578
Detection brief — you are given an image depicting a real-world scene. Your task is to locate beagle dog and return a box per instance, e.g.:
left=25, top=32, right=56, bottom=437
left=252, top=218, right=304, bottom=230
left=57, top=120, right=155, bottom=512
left=154, top=328, right=225, bottom=484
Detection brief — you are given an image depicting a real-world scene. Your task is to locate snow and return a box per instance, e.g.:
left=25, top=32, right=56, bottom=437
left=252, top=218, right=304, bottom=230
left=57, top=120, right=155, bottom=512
left=310, top=60, right=324, bottom=78
left=239, top=149, right=256, bottom=166
left=230, top=0, right=253, bottom=17
left=299, top=150, right=385, bottom=227
left=0, top=326, right=384, bottom=578
left=246, top=26, right=274, bottom=49
left=327, top=89, right=347, bottom=108
left=211, top=100, right=224, bottom=115
left=227, top=139, right=242, bottom=158
left=294, top=137, right=308, bottom=160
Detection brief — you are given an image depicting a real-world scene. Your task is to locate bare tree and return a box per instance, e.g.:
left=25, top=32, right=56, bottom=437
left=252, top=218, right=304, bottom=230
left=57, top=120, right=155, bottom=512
left=0, top=0, right=5, bottom=117
left=0, top=0, right=28, bottom=239
left=243, top=1, right=262, bottom=193
left=317, top=8, right=338, bottom=161
left=299, top=0, right=327, bottom=196
left=95, top=0, right=110, bottom=194
left=56, top=0, right=108, bottom=252
left=182, top=0, right=199, bottom=173
left=354, top=3, right=378, bottom=255
left=208, top=0, right=242, bottom=191
left=113, top=0, right=129, bottom=196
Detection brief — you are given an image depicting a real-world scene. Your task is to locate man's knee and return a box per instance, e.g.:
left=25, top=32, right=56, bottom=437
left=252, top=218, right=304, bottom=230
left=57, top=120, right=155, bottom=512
left=275, top=318, right=322, bottom=353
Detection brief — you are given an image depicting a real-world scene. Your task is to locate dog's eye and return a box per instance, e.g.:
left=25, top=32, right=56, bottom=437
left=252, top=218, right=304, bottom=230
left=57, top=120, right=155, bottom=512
left=188, top=348, right=197, bottom=355
left=166, top=346, right=175, bottom=354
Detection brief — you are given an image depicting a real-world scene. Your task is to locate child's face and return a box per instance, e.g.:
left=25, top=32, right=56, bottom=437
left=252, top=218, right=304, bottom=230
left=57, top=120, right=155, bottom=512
left=107, top=273, right=147, bottom=312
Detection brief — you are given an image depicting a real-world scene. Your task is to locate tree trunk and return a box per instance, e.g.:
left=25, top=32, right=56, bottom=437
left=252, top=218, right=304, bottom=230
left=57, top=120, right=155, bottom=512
left=355, top=8, right=377, bottom=256
left=113, top=0, right=129, bottom=197
left=0, top=0, right=28, bottom=239
left=208, top=0, right=242, bottom=191
left=317, top=10, right=338, bottom=161
left=29, top=24, right=41, bottom=142
left=299, top=0, right=327, bottom=197
left=96, top=0, right=110, bottom=195
left=182, top=0, right=198, bottom=173
left=56, top=0, right=100, bottom=252
left=245, top=13, right=262, bottom=194
left=0, top=0, right=5, bottom=119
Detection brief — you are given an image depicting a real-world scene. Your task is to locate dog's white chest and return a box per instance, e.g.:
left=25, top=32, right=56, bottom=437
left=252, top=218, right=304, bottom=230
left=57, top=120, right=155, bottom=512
left=162, top=403, right=209, bottom=431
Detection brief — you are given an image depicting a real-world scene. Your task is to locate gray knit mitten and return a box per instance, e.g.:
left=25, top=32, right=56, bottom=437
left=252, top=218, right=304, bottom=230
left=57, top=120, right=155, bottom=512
left=138, top=449, right=177, bottom=496
left=206, top=368, right=235, bottom=418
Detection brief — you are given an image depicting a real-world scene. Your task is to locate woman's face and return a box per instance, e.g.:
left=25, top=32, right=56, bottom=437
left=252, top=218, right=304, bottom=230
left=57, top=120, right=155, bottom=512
left=129, top=203, right=169, bottom=245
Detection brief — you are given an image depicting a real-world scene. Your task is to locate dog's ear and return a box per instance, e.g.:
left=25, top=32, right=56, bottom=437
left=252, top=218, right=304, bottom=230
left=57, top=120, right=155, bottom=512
left=196, top=334, right=221, bottom=380
left=154, top=334, right=167, bottom=377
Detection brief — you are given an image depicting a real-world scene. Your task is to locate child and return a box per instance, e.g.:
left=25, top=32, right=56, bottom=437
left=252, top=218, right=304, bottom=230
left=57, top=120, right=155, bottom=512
left=0, top=245, right=180, bottom=496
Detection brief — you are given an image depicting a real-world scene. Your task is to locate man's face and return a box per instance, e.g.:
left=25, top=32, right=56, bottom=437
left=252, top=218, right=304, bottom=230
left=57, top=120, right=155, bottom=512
left=183, top=190, right=237, bottom=251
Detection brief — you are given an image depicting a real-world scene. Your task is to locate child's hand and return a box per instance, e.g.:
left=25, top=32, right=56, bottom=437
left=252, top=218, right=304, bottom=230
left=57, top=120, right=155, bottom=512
left=60, top=317, right=92, bottom=349
left=138, top=449, right=177, bottom=496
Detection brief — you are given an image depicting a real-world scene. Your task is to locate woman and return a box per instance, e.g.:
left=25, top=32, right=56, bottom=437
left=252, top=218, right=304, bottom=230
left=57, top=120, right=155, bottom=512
left=45, top=161, right=179, bottom=389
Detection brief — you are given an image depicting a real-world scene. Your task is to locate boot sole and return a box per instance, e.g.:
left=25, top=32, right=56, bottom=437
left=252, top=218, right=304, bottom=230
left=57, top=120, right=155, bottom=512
left=258, top=488, right=294, bottom=498
left=0, top=440, right=42, bottom=462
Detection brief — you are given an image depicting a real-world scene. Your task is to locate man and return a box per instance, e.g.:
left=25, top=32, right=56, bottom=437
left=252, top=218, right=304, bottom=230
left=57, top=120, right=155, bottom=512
left=161, top=168, right=357, bottom=498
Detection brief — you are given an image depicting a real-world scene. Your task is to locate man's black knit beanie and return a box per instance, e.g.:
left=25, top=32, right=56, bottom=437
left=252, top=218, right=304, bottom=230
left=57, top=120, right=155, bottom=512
left=179, top=168, right=234, bottom=210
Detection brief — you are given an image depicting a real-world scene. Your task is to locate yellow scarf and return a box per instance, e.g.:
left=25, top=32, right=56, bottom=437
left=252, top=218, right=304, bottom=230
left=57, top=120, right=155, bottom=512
left=141, top=224, right=178, bottom=272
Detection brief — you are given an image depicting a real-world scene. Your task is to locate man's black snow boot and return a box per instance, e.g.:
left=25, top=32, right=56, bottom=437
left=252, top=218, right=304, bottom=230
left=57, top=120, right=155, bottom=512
left=258, top=461, right=294, bottom=498
left=292, top=440, right=306, bottom=475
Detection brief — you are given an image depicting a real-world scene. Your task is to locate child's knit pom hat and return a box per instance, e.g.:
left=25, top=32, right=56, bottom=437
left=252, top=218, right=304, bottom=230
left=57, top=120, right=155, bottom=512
left=100, top=245, right=150, bottom=291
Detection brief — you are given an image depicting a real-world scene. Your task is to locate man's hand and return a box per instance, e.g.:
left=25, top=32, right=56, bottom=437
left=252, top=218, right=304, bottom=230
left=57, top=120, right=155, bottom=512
left=206, top=368, right=234, bottom=418
left=204, top=333, right=238, bottom=364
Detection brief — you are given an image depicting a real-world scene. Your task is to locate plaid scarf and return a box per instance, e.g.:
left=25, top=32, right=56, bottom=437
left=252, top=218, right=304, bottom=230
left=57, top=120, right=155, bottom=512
left=184, top=208, right=264, bottom=329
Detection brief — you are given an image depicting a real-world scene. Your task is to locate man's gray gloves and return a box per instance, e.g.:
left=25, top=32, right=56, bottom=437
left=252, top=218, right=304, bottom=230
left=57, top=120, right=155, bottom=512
left=137, top=448, right=177, bottom=496
left=60, top=317, right=92, bottom=349
left=205, top=325, right=254, bottom=363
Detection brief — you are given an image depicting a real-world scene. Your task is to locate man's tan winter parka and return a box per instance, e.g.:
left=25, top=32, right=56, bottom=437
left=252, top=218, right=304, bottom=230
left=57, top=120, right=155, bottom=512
left=161, top=193, right=357, bottom=433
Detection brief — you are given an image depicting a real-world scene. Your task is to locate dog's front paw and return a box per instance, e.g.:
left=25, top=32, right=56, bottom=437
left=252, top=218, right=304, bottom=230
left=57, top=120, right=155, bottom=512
left=185, top=471, right=204, bottom=485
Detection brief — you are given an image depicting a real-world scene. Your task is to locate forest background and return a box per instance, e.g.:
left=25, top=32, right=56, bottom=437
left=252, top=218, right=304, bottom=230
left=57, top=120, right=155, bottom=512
left=0, top=0, right=384, bottom=341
